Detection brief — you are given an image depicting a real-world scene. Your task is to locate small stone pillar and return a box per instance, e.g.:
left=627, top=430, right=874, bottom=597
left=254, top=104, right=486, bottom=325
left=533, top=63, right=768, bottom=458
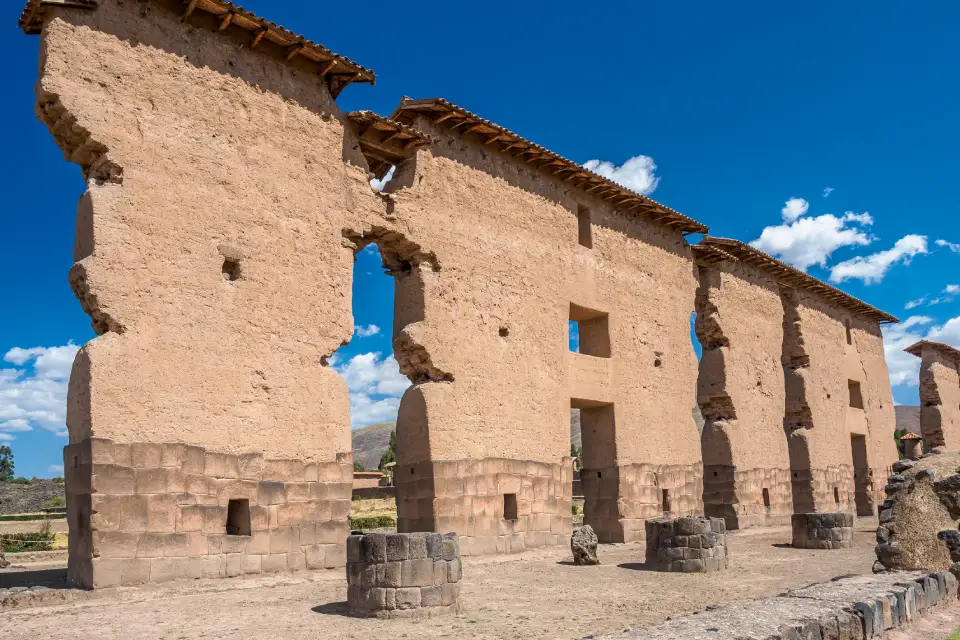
left=901, top=433, right=923, bottom=460
left=791, top=512, right=853, bottom=549
left=346, top=531, right=462, bottom=618
left=644, top=516, right=729, bottom=572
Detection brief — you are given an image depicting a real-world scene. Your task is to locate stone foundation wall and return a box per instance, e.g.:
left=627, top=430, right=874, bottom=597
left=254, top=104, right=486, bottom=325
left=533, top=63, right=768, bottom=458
left=64, top=438, right=352, bottom=588
left=703, top=465, right=792, bottom=528
left=395, top=458, right=573, bottom=556
left=582, top=462, right=703, bottom=543
left=790, top=464, right=856, bottom=514
left=644, top=516, right=729, bottom=572
left=791, top=512, right=854, bottom=549
left=346, top=532, right=461, bottom=618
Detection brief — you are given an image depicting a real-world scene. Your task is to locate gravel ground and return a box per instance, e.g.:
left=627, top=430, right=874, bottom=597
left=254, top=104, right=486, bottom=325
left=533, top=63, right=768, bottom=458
left=0, top=520, right=893, bottom=639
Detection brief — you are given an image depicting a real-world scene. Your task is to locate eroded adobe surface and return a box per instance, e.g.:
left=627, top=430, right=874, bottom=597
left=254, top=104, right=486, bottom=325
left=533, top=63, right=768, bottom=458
left=388, top=102, right=705, bottom=547
left=694, top=252, right=793, bottom=528
left=35, top=0, right=387, bottom=587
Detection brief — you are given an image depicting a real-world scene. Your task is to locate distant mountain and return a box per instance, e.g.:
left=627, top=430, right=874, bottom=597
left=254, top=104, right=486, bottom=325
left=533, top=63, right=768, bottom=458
left=895, top=405, right=920, bottom=435
left=351, top=422, right=395, bottom=471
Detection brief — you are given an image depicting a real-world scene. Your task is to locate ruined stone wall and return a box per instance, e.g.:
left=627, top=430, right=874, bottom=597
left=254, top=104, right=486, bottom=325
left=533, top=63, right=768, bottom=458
left=37, top=0, right=387, bottom=586
left=389, top=117, right=703, bottom=547
left=919, top=349, right=960, bottom=452
left=695, top=261, right=792, bottom=528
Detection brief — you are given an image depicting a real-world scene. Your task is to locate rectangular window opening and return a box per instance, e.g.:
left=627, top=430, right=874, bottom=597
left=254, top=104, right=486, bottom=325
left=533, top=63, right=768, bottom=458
left=661, top=489, right=671, bottom=514
left=844, top=319, right=853, bottom=345
left=848, top=380, right=864, bottom=409
left=226, top=498, right=251, bottom=536
left=503, top=493, right=518, bottom=521
left=569, top=304, right=610, bottom=358
left=762, top=488, right=771, bottom=509
left=833, top=487, right=840, bottom=506
left=577, top=204, right=592, bottom=248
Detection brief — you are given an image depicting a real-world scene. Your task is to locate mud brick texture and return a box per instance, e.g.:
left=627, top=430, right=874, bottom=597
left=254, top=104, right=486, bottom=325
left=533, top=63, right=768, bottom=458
left=64, top=438, right=353, bottom=588
left=346, top=532, right=462, bottom=619
left=644, top=516, right=729, bottom=572
left=791, top=512, right=854, bottom=550
left=395, top=458, right=574, bottom=556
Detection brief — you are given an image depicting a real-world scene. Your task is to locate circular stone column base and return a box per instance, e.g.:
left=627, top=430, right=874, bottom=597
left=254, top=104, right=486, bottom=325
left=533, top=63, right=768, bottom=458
left=791, top=513, right=854, bottom=549
left=346, top=531, right=462, bottom=619
left=644, top=516, right=729, bottom=572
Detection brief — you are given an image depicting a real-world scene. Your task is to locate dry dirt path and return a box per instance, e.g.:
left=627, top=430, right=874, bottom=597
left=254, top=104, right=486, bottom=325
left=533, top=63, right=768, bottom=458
left=0, top=521, right=883, bottom=639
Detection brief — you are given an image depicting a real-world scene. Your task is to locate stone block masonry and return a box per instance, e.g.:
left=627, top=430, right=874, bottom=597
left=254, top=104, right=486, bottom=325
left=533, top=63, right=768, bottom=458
left=644, top=516, right=729, bottom=572
left=346, top=532, right=462, bottom=618
left=64, top=438, right=352, bottom=588
left=791, top=512, right=854, bottom=549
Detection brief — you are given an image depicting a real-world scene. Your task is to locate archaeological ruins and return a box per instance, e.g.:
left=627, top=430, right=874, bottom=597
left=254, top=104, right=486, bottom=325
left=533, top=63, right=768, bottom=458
left=19, top=0, right=904, bottom=589
left=906, top=340, right=960, bottom=453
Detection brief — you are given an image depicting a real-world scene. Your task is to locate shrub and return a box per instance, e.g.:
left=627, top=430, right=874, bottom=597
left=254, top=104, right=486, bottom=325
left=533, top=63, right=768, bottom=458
left=348, top=515, right=396, bottom=530
left=52, top=477, right=65, bottom=484
left=2, top=519, right=55, bottom=553
left=8, top=477, right=31, bottom=485
left=42, top=496, right=66, bottom=509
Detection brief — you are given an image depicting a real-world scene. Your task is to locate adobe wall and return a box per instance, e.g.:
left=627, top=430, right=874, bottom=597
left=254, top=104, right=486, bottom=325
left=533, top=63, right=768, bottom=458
left=695, top=260, right=792, bottom=528
left=782, top=286, right=896, bottom=515
left=917, top=348, right=960, bottom=452
left=388, top=116, right=703, bottom=548
left=35, top=1, right=390, bottom=587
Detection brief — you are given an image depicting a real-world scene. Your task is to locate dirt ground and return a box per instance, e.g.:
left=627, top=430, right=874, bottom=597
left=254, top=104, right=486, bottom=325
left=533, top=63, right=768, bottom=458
left=0, top=519, right=946, bottom=640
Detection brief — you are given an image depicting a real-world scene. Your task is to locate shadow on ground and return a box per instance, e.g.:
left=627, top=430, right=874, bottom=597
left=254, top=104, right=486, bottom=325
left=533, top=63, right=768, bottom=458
left=311, top=601, right=352, bottom=617
left=0, top=568, right=71, bottom=590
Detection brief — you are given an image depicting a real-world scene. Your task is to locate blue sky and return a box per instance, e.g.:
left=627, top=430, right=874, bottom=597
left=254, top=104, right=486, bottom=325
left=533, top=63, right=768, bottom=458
left=2, top=1, right=958, bottom=477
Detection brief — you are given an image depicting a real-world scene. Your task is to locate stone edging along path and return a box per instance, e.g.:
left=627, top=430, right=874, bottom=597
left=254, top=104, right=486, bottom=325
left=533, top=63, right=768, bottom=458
left=600, top=570, right=957, bottom=639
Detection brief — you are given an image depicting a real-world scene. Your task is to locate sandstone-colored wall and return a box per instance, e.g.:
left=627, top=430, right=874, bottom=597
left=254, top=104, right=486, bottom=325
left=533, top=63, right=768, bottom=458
left=919, top=349, right=960, bottom=451
left=389, top=115, right=702, bottom=545
left=696, top=261, right=792, bottom=527
left=36, top=0, right=390, bottom=585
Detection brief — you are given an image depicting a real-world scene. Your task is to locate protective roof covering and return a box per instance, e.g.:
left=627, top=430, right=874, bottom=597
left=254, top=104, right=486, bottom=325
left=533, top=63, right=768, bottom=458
left=905, top=340, right=960, bottom=362
left=390, top=97, right=709, bottom=235
left=347, top=111, right=434, bottom=178
left=693, top=236, right=899, bottom=324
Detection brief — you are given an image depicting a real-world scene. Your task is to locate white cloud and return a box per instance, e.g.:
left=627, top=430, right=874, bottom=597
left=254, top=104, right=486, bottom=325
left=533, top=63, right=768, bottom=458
left=751, top=211, right=873, bottom=271
left=927, top=316, right=960, bottom=346
left=905, top=298, right=926, bottom=310
left=841, top=211, right=874, bottom=225
left=883, top=316, right=934, bottom=388
left=355, top=324, right=381, bottom=338
left=823, top=187, right=834, bottom=198
left=583, top=155, right=659, bottom=195
left=829, top=235, right=928, bottom=284
left=48, top=464, right=64, bottom=474
left=370, top=166, right=396, bottom=192
left=945, top=285, right=960, bottom=295
left=0, top=344, right=79, bottom=441
left=781, top=198, right=809, bottom=222
left=333, top=351, right=411, bottom=428
left=936, top=239, right=960, bottom=253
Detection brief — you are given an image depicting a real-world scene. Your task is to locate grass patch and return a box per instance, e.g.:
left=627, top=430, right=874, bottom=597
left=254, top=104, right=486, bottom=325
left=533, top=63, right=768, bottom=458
left=0, top=513, right=67, bottom=522
left=947, top=628, right=960, bottom=640
left=41, top=496, right=66, bottom=509
left=348, top=514, right=396, bottom=529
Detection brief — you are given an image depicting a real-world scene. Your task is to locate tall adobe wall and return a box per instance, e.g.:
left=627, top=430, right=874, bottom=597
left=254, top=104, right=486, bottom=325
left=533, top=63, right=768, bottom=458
left=695, top=259, right=792, bottom=528
left=34, top=0, right=396, bottom=587
left=781, top=286, right=896, bottom=516
left=911, top=344, right=960, bottom=452
left=386, top=112, right=703, bottom=549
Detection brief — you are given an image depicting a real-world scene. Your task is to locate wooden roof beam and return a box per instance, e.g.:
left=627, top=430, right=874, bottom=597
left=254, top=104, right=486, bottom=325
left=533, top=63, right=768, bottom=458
left=250, top=27, right=269, bottom=49
left=432, top=112, right=459, bottom=125
left=286, top=43, right=304, bottom=61
left=218, top=12, right=234, bottom=31
left=183, top=0, right=199, bottom=18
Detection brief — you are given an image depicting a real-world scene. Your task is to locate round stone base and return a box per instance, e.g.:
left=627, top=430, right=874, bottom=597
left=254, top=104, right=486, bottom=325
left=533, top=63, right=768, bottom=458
left=346, top=532, right=462, bottom=619
left=791, top=512, right=853, bottom=549
left=644, top=516, right=729, bottom=572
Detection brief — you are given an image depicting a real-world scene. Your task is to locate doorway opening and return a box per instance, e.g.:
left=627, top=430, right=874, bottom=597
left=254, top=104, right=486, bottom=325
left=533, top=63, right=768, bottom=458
left=572, top=398, right=619, bottom=542
left=850, top=434, right=873, bottom=516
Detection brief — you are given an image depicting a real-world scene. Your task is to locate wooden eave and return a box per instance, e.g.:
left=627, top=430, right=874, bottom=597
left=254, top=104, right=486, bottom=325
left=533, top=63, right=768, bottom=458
left=696, top=236, right=899, bottom=325
left=389, top=97, right=709, bottom=236
left=347, top=111, right=433, bottom=179
left=19, top=0, right=375, bottom=98
left=905, top=340, right=960, bottom=363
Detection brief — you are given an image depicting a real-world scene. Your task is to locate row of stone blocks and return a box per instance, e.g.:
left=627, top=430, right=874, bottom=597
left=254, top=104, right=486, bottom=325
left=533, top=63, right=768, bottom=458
left=791, top=512, right=854, bottom=549
left=644, top=516, right=729, bottom=572
left=346, top=532, right=462, bottom=618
